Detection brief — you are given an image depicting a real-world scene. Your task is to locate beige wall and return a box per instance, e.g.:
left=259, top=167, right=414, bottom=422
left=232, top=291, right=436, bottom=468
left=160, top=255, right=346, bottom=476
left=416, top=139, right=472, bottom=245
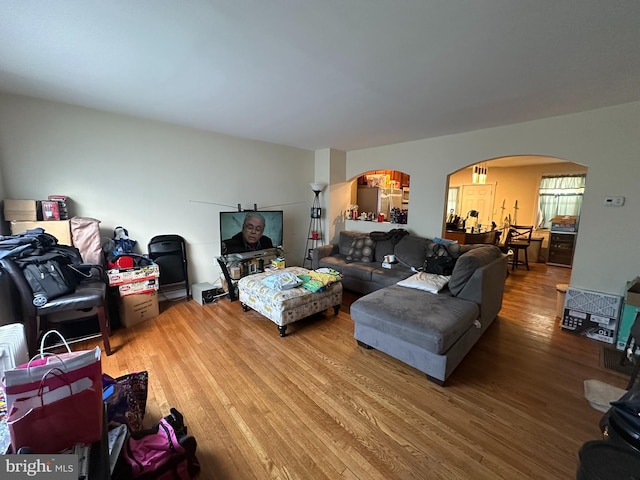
left=0, top=93, right=315, bottom=285
left=343, top=102, right=640, bottom=296
left=2, top=92, right=638, bottom=297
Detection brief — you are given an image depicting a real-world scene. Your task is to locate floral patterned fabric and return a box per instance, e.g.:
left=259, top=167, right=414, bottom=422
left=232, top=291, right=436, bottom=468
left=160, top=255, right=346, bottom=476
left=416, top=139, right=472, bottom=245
left=238, top=267, right=343, bottom=327
left=0, top=388, right=9, bottom=453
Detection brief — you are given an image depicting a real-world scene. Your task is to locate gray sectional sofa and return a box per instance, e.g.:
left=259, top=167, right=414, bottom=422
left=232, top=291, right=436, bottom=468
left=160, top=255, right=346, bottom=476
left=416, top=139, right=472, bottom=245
left=312, top=230, right=427, bottom=294
left=312, top=230, right=508, bottom=385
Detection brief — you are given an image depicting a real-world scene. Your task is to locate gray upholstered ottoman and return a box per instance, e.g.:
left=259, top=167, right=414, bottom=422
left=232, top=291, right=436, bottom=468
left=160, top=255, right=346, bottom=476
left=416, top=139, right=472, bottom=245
left=351, top=285, right=482, bottom=384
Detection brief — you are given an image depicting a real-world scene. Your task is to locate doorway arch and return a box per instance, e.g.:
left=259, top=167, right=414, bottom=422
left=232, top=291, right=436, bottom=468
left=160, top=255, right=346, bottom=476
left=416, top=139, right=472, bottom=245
left=349, top=169, right=410, bottom=223
left=444, top=155, right=587, bottom=263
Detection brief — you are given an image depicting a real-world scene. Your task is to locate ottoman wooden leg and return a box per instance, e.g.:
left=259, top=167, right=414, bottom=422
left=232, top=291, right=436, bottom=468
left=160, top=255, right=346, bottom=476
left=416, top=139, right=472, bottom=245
left=333, top=305, right=340, bottom=315
left=278, top=325, right=288, bottom=337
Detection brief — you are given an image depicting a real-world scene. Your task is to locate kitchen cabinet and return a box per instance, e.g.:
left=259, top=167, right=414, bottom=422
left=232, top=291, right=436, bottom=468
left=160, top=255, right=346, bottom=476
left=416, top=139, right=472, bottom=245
left=356, top=170, right=409, bottom=188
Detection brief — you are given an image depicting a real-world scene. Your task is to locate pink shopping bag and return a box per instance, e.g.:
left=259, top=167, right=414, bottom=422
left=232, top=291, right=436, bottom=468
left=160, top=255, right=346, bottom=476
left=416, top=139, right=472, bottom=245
left=1, top=331, right=102, bottom=435
left=8, top=368, right=102, bottom=453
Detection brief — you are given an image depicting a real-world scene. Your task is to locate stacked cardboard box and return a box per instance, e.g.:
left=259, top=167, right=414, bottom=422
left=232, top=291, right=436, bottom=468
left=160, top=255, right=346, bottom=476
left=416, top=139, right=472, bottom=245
left=107, top=264, right=160, bottom=289
left=107, top=263, right=160, bottom=327
left=4, top=199, right=39, bottom=221
left=551, top=215, right=579, bottom=232
left=4, top=196, right=71, bottom=223
left=10, top=220, right=73, bottom=245
left=119, top=292, right=159, bottom=328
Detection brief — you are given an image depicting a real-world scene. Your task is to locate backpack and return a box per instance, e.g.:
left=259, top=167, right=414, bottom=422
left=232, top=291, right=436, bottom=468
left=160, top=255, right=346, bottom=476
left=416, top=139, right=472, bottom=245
left=21, top=256, right=78, bottom=305
left=14, top=244, right=86, bottom=306
left=113, top=226, right=137, bottom=255
left=118, top=408, right=200, bottom=480
left=423, top=242, right=460, bottom=276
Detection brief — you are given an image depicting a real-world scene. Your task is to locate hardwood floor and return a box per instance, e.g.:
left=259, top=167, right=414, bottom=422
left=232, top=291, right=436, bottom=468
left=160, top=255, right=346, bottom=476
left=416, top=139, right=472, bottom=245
left=84, top=263, right=628, bottom=479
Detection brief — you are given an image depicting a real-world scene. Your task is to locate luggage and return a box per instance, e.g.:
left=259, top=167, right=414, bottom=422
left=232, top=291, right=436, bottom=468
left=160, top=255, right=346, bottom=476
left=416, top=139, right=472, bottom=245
left=70, top=217, right=103, bottom=265
left=0, top=229, right=86, bottom=305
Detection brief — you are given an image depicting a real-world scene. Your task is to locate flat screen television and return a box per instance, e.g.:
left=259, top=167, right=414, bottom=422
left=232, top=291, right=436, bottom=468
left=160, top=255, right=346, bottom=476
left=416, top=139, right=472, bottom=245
left=219, top=210, right=283, bottom=258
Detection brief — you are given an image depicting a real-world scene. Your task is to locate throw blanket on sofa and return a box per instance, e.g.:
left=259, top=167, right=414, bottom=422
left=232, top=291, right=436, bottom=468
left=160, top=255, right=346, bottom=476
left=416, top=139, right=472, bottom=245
left=369, top=228, right=409, bottom=245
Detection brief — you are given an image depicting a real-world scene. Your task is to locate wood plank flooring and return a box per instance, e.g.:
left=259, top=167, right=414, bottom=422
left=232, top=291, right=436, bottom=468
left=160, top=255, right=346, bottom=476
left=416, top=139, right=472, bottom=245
left=83, top=263, right=629, bottom=479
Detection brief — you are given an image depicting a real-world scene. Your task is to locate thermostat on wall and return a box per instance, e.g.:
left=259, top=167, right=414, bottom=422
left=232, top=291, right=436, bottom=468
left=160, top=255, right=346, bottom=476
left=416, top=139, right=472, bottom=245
left=604, top=196, right=625, bottom=207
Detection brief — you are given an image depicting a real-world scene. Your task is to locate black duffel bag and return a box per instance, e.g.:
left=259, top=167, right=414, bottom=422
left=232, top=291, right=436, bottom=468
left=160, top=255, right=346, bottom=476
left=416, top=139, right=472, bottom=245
left=602, top=384, right=640, bottom=452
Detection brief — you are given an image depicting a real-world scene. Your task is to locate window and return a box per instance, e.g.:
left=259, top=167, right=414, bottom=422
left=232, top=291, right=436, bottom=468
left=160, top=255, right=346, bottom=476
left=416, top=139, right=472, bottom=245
left=537, top=174, right=586, bottom=229
left=446, top=187, right=459, bottom=216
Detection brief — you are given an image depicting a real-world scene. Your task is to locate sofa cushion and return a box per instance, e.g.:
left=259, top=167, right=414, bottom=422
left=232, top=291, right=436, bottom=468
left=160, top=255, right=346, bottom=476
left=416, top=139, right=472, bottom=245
left=394, top=236, right=430, bottom=269
left=373, top=238, right=395, bottom=262
left=371, top=265, right=413, bottom=287
left=317, top=254, right=349, bottom=272
left=341, top=262, right=376, bottom=282
left=351, top=285, right=479, bottom=354
left=346, top=236, right=376, bottom=262
left=338, top=231, right=365, bottom=256
left=397, top=272, right=451, bottom=294
left=448, top=245, right=503, bottom=296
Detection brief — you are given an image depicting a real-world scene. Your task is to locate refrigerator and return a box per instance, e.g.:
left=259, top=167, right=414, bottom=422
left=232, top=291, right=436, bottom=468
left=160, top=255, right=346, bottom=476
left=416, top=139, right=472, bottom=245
left=357, top=187, right=403, bottom=219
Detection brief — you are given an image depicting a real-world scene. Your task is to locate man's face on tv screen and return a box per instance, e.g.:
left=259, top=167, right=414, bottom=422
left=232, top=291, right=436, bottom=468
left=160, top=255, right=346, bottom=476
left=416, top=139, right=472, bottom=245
left=242, top=216, right=264, bottom=245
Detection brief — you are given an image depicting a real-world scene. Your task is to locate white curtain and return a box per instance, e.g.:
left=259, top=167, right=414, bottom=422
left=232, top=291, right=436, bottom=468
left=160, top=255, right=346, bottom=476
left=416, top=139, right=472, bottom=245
left=537, top=175, right=586, bottom=229
left=447, top=187, right=459, bottom=216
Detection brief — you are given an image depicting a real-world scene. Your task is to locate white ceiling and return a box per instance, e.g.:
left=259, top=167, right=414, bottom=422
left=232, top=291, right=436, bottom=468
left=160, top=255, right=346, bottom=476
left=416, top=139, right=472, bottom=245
left=1, top=1, right=638, bottom=152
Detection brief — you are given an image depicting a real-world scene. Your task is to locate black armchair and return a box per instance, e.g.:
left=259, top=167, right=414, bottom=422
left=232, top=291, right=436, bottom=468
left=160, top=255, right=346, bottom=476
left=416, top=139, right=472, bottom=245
left=0, top=258, right=112, bottom=357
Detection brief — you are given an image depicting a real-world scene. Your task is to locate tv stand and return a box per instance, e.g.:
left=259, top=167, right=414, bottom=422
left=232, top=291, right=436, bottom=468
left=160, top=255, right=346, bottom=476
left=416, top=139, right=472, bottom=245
left=228, top=248, right=278, bottom=261
left=217, top=250, right=281, bottom=301
left=217, top=257, right=238, bottom=301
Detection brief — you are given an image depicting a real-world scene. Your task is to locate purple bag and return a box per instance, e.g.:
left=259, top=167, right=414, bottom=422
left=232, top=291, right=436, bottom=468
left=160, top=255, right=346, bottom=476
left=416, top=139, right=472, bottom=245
left=121, top=413, right=199, bottom=480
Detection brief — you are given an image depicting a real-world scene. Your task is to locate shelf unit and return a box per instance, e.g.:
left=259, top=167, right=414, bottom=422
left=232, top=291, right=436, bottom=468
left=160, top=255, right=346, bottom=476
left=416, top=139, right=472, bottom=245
left=303, top=184, right=325, bottom=268
left=547, top=232, right=576, bottom=267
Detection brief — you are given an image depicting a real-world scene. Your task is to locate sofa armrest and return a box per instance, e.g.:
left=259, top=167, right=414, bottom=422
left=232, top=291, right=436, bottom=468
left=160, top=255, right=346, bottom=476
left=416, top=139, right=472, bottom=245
left=311, top=244, right=338, bottom=270
left=456, top=255, right=508, bottom=323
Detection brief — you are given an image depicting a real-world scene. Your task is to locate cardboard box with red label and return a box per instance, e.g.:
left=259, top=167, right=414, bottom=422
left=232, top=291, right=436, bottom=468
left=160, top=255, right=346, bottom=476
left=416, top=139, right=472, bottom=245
left=108, top=263, right=160, bottom=286
left=118, top=278, right=159, bottom=297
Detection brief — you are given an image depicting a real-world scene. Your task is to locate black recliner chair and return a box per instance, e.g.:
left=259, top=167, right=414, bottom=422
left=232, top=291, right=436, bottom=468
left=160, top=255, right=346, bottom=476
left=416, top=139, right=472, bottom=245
left=0, top=258, right=112, bottom=357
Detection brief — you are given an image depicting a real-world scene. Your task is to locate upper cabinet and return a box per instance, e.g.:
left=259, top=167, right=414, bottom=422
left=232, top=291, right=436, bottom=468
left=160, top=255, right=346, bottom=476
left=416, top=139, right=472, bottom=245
left=356, top=170, right=410, bottom=188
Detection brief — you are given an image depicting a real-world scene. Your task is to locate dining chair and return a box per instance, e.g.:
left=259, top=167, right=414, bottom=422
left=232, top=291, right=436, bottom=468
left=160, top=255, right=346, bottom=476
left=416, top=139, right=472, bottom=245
left=507, top=225, right=533, bottom=270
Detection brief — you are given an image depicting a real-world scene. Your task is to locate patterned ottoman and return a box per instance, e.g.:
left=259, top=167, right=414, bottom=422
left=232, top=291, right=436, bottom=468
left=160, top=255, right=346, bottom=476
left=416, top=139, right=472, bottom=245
left=237, top=266, right=343, bottom=336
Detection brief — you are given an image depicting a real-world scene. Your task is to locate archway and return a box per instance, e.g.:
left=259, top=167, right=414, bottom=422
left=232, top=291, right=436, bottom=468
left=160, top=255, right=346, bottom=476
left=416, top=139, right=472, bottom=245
left=349, top=169, right=410, bottom=224
left=444, top=155, right=587, bottom=265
